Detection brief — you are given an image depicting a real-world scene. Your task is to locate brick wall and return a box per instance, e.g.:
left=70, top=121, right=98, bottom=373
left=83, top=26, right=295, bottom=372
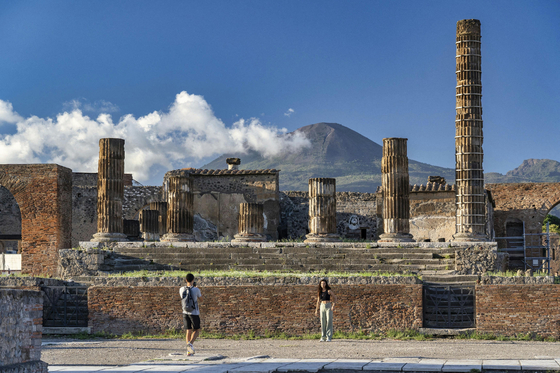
left=88, top=284, right=422, bottom=335
left=476, top=284, right=560, bottom=337
left=0, top=289, right=43, bottom=366
left=0, top=164, right=72, bottom=276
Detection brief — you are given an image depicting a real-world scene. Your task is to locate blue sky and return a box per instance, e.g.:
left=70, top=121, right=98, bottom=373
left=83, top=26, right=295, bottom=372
left=0, top=1, right=558, bottom=185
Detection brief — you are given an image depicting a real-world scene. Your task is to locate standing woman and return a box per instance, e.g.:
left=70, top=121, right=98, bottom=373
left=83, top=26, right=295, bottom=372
left=315, top=278, right=336, bottom=342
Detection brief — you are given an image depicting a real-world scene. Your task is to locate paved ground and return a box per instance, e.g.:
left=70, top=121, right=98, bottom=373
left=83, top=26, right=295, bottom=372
left=42, top=337, right=560, bottom=369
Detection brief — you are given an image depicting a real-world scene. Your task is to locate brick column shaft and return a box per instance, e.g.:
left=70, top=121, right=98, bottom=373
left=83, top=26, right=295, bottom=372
left=305, top=178, right=340, bottom=242
left=161, top=176, right=195, bottom=242
left=92, top=138, right=127, bottom=242
left=232, top=203, right=267, bottom=242
left=379, top=138, right=413, bottom=242
left=454, top=19, right=487, bottom=241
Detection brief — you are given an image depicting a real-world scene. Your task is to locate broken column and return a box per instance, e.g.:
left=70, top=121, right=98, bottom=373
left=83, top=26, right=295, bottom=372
left=139, top=209, right=160, bottom=241
left=92, top=138, right=127, bottom=242
left=378, top=138, right=414, bottom=242
left=161, top=175, right=196, bottom=242
left=227, top=158, right=241, bottom=170
left=149, top=201, right=168, bottom=236
left=305, top=178, right=340, bottom=243
left=453, top=19, right=487, bottom=241
left=232, top=203, right=267, bottom=242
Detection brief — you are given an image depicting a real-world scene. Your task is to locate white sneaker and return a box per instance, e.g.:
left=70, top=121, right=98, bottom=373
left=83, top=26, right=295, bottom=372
left=187, top=343, right=195, bottom=354
left=319, top=338, right=325, bottom=342
left=326, top=338, right=332, bottom=342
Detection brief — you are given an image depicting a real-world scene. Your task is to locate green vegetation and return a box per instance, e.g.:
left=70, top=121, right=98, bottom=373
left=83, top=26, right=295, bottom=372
left=543, top=214, right=560, bottom=234
left=106, top=269, right=419, bottom=278
left=55, top=329, right=558, bottom=342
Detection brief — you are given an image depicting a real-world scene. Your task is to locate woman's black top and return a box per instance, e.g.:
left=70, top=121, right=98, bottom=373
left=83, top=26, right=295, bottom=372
left=320, top=290, right=331, bottom=301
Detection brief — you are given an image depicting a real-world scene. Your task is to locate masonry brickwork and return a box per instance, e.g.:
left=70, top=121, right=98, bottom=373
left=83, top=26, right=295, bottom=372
left=476, top=284, right=560, bottom=337
left=0, top=164, right=72, bottom=276
left=0, top=289, right=43, bottom=366
left=88, top=284, right=422, bottom=336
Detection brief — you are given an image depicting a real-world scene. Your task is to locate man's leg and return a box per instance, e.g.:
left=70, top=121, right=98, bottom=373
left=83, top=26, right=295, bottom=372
left=186, top=329, right=193, bottom=344
left=190, top=329, right=200, bottom=344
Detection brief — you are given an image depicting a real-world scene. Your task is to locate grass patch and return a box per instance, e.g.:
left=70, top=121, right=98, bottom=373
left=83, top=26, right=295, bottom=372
left=106, top=269, right=420, bottom=278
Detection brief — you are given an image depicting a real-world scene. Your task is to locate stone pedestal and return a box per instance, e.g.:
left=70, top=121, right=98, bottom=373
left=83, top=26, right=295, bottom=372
left=161, top=176, right=196, bottom=242
left=92, top=138, right=128, bottom=242
left=305, top=178, right=340, bottom=243
left=453, top=19, right=487, bottom=242
left=140, top=209, right=160, bottom=241
left=378, top=138, right=414, bottom=243
left=232, top=203, right=267, bottom=242
left=149, top=201, right=168, bottom=236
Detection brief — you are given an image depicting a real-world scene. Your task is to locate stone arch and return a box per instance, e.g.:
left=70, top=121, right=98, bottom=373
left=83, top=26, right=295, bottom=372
left=0, top=164, right=72, bottom=276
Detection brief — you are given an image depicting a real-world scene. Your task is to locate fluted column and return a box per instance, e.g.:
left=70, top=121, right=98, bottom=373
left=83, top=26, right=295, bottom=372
left=305, top=178, right=340, bottom=243
left=378, top=138, right=414, bottom=242
left=161, top=175, right=196, bottom=242
left=149, top=201, right=168, bottom=236
left=453, top=19, right=487, bottom=241
left=232, top=203, right=267, bottom=242
left=140, top=209, right=160, bottom=241
left=91, top=138, right=128, bottom=242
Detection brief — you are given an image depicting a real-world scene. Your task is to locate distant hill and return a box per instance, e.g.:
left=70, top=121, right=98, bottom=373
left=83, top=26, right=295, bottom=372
left=484, top=159, right=560, bottom=183
left=203, top=122, right=455, bottom=192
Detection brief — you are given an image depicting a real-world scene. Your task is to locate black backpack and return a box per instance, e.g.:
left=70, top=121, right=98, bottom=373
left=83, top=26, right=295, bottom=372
left=181, top=286, right=196, bottom=313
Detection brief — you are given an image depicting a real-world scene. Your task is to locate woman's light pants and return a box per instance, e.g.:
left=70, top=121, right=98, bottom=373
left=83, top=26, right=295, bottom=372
left=320, top=302, right=333, bottom=340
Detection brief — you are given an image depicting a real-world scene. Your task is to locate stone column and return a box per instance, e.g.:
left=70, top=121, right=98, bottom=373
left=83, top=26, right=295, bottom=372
left=92, top=138, right=127, bottom=242
left=305, top=178, right=340, bottom=243
left=149, top=201, right=168, bottom=236
left=378, top=138, right=414, bottom=242
left=161, top=175, right=196, bottom=242
left=453, top=19, right=487, bottom=241
left=139, top=209, right=160, bottom=241
left=232, top=203, right=267, bottom=242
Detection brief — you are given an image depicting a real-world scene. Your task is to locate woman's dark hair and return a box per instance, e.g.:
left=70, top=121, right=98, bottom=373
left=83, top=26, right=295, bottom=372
left=317, top=278, right=331, bottom=297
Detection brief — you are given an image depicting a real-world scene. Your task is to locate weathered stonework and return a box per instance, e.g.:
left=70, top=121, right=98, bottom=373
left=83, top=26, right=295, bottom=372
left=92, top=138, right=127, bottom=242
left=0, top=164, right=72, bottom=276
left=161, top=175, right=195, bottom=242
left=139, top=210, right=160, bottom=241
left=379, top=138, right=413, bottom=242
left=454, top=244, right=498, bottom=274
left=454, top=19, right=487, bottom=242
left=232, top=203, right=266, bottom=242
left=305, top=178, right=340, bottom=242
left=149, top=202, right=168, bottom=236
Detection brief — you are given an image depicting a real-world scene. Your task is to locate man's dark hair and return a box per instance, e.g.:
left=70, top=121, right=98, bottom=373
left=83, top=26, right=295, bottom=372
left=186, top=273, right=194, bottom=283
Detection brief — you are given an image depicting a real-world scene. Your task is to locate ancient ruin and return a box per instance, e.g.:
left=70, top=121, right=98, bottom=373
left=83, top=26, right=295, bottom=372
left=91, top=138, right=128, bottom=242
left=149, top=201, right=168, bottom=236
left=161, top=175, right=196, bottom=242
left=232, top=203, right=267, bottom=242
left=139, top=209, right=160, bottom=241
left=305, top=178, right=340, bottom=242
left=453, top=19, right=487, bottom=242
left=378, top=138, right=414, bottom=242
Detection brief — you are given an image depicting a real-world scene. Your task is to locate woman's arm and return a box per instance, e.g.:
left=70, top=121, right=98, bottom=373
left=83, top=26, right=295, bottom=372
left=315, top=296, right=320, bottom=315
left=329, top=290, right=336, bottom=310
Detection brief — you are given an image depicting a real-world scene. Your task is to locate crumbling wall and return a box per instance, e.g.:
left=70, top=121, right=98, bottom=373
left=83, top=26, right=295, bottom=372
left=408, top=190, right=456, bottom=242
left=0, top=186, right=21, bottom=253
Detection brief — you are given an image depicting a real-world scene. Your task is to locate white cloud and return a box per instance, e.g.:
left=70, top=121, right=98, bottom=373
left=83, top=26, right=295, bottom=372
left=62, top=98, right=120, bottom=114
left=284, top=108, right=295, bottom=117
left=0, top=92, right=310, bottom=183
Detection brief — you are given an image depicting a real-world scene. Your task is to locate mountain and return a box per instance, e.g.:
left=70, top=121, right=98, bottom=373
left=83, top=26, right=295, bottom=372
left=203, top=122, right=455, bottom=192
left=484, top=159, right=560, bottom=183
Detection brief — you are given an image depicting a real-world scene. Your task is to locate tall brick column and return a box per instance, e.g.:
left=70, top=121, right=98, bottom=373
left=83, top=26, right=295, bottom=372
left=453, top=19, right=487, bottom=241
left=305, top=178, right=340, bottom=243
left=92, top=138, right=127, bottom=242
left=378, top=138, right=414, bottom=242
left=149, top=201, right=168, bottom=236
left=232, top=203, right=267, bottom=242
left=161, top=175, right=196, bottom=242
left=140, top=209, right=160, bottom=241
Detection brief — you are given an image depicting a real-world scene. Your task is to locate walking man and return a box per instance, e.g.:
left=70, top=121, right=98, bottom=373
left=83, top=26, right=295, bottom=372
left=180, top=273, right=202, bottom=355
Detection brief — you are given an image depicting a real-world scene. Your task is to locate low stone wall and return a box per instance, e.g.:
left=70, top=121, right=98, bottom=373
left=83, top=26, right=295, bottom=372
left=476, top=284, right=560, bottom=337
left=454, top=246, right=498, bottom=275
left=0, top=361, right=48, bottom=373
left=0, top=289, right=43, bottom=367
left=88, top=283, right=422, bottom=335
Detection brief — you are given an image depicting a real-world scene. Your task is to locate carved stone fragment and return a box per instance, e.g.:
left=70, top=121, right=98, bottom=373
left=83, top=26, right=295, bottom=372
left=140, top=209, right=160, bottom=241
left=232, top=203, right=267, bottom=242
left=305, top=178, right=340, bottom=242
left=161, top=175, right=196, bottom=242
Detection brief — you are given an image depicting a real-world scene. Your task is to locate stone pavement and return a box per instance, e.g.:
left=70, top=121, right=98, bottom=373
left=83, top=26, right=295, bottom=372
left=48, top=354, right=560, bottom=373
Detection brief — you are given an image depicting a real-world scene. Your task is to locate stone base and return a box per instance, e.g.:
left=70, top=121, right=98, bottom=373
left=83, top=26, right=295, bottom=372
left=231, top=233, right=267, bottom=243
left=91, top=232, right=128, bottom=242
left=304, top=233, right=341, bottom=243
left=142, top=232, right=160, bottom=241
left=160, top=233, right=196, bottom=242
left=377, top=233, right=414, bottom=243
left=451, top=232, right=488, bottom=242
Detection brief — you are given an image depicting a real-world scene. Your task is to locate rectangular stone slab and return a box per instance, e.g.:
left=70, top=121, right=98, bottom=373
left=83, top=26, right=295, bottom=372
left=520, top=360, right=560, bottom=370
left=403, top=359, right=446, bottom=372
left=323, top=359, right=372, bottom=370
left=482, top=360, right=521, bottom=371
left=442, top=360, right=482, bottom=372
left=363, top=361, right=406, bottom=371
left=277, top=359, right=336, bottom=372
